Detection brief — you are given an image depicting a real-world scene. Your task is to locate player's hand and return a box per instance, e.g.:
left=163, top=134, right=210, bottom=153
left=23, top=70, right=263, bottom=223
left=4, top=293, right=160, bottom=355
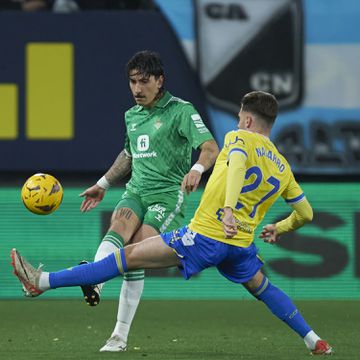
left=259, top=224, right=280, bottom=244
left=222, top=207, right=238, bottom=238
left=79, top=184, right=106, bottom=212
left=181, top=170, right=202, bottom=195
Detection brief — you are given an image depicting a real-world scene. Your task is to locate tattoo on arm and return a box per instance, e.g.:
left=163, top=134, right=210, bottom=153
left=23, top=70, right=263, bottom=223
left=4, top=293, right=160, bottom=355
left=118, top=208, right=133, bottom=220
left=104, top=150, right=132, bottom=185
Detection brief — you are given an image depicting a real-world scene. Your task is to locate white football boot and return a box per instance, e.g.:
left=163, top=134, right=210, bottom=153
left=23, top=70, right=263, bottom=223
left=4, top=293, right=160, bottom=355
left=99, top=335, right=127, bottom=352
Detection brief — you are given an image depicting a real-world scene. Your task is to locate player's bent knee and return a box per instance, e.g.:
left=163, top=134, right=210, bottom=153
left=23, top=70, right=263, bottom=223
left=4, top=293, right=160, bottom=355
left=123, top=244, right=139, bottom=270
left=243, top=270, right=264, bottom=293
left=249, top=276, right=270, bottom=299
left=108, top=214, right=140, bottom=244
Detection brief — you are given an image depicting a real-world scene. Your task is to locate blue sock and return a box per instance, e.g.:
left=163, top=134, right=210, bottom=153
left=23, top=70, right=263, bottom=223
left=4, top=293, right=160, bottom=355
left=252, top=277, right=311, bottom=338
left=49, top=249, right=128, bottom=289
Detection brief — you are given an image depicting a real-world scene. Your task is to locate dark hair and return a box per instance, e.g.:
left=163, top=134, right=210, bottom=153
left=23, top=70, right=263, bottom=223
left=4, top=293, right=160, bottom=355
left=241, top=91, right=278, bottom=126
left=126, top=50, right=164, bottom=79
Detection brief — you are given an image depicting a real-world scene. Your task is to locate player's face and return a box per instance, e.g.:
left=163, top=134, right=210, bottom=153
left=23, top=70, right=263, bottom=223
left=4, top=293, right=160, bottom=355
left=129, top=70, right=164, bottom=107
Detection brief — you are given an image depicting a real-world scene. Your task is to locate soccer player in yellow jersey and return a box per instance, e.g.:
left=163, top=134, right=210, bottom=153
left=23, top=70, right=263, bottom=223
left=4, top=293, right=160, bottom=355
left=12, top=91, right=332, bottom=355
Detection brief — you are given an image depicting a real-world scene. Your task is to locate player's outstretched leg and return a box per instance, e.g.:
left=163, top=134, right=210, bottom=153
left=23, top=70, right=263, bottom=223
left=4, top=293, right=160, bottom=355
left=11, top=236, right=177, bottom=297
left=11, top=248, right=126, bottom=296
left=247, top=274, right=333, bottom=355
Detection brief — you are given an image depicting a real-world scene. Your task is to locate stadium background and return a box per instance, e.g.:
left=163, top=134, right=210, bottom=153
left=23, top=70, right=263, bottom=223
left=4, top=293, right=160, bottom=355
left=0, top=0, right=359, bottom=303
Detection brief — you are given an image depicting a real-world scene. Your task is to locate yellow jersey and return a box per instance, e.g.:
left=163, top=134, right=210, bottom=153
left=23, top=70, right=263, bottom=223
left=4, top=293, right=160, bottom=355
left=189, top=130, right=305, bottom=247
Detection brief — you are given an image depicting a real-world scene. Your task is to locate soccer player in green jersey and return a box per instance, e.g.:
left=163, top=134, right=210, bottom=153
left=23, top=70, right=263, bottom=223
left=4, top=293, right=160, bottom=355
left=12, top=91, right=332, bottom=355
left=78, top=50, right=219, bottom=351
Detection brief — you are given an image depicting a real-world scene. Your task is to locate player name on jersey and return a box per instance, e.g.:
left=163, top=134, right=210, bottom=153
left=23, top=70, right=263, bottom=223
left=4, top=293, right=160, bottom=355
left=255, top=147, right=286, bottom=173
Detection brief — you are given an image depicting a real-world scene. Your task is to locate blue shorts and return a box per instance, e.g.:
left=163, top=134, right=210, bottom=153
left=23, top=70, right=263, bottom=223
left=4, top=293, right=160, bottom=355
left=161, top=226, right=264, bottom=283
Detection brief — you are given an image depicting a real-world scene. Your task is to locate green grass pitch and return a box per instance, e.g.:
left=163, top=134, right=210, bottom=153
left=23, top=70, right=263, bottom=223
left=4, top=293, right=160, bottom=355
left=1, top=300, right=359, bottom=360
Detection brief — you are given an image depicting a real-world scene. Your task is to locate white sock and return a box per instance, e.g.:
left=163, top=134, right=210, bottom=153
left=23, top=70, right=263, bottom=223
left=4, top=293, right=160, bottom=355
left=94, top=240, right=119, bottom=291
left=39, top=272, right=50, bottom=290
left=111, top=279, right=144, bottom=342
left=303, top=330, right=321, bottom=350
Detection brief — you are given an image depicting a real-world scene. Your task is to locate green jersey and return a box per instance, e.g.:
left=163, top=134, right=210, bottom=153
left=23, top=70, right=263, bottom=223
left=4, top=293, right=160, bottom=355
left=124, top=91, right=214, bottom=196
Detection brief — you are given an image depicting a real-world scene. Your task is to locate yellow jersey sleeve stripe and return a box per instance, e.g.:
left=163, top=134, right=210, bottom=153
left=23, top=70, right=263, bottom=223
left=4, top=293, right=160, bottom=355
left=285, top=193, right=305, bottom=204
left=228, top=148, right=248, bottom=159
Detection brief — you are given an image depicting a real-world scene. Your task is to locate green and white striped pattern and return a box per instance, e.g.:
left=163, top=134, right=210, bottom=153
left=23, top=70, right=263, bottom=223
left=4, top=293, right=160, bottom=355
left=103, top=231, right=124, bottom=248
left=159, top=190, right=184, bottom=233
left=124, top=269, right=145, bottom=281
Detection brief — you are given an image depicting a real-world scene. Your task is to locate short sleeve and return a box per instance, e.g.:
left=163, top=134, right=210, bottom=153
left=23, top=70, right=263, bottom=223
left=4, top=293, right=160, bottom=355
left=178, top=104, right=214, bottom=149
left=124, top=133, right=131, bottom=156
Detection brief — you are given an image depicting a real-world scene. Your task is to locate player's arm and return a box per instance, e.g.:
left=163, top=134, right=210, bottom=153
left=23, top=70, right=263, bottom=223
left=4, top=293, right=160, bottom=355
left=179, top=105, right=219, bottom=194
left=181, top=139, right=219, bottom=195
left=79, top=149, right=132, bottom=212
left=103, top=149, right=132, bottom=186
left=276, top=198, right=313, bottom=234
left=222, top=150, right=247, bottom=238
left=196, top=139, right=219, bottom=170
left=259, top=197, right=313, bottom=244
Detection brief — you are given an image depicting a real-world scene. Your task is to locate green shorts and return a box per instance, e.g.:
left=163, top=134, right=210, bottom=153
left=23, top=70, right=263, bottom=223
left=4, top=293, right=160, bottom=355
left=115, top=190, right=187, bottom=233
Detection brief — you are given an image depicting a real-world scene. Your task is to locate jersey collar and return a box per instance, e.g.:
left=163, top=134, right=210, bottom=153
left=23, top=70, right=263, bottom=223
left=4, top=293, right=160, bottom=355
left=154, top=91, right=172, bottom=108
left=137, top=91, right=172, bottom=112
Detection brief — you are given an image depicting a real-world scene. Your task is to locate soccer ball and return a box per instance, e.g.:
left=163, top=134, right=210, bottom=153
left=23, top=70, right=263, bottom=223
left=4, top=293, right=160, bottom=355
left=21, top=173, right=63, bottom=215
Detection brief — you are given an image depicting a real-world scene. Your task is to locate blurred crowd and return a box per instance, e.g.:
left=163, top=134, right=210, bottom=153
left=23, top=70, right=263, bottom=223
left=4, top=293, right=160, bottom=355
left=0, top=0, right=157, bottom=12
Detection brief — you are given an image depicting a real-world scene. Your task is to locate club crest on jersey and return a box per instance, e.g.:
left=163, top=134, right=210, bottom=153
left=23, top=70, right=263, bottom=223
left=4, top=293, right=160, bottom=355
left=129, top=123, right=137, bottom=132
left=154, top=119, right=163, bottom=130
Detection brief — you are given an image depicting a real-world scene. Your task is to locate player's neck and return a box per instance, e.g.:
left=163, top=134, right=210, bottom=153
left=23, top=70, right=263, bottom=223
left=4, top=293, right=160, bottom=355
left=245, top=126, right=271, bottom=139
left=144, top=90, right=165, bottom=109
